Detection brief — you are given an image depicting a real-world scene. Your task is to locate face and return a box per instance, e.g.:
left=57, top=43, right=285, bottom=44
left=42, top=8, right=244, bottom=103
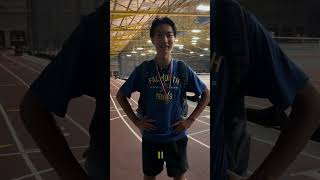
left=151, top=24, right=175, bottom=55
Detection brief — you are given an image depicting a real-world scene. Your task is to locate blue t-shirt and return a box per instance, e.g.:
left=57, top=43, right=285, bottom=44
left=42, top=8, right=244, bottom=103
left=120, top=59, right=207, bottom=142
left=30, top=5, right=108, bottom=172
left=212, top=1, right=309, bottom=179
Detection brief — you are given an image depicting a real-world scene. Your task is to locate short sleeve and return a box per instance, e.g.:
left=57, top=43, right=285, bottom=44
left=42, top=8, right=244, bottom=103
left=30, top=17, right=90, bottom=117
left=244, top=10, right=309, bottom=108
left=119, top=67, right=142, bottom=98
left=186, top=66, right=207, bottom=96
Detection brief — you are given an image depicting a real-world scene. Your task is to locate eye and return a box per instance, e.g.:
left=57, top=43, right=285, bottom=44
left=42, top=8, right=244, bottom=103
left=167, top=33, right=174, bottom=37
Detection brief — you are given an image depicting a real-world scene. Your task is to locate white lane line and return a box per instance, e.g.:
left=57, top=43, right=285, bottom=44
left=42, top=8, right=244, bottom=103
left=110, top=81, right=210, bottom=148
left=290, top=168, right=320, bottom=179
left=21, top=55, right=49, bottom=66
left=188, top=103, right=210, bottom=113
left=110, top=82, right=139, bottom=105
left=3, top=54, right=41, bottom=74
left=12, top=159, right=86, bottom=180
left=110, top=109, right=121, bottom=112
left=245, top=103, right=265, bottom=109
left=0, top=104, right=43, bottom=180
left=1, top=55, right=91, bottom=138
left=0, top=146, right=89, bottom=157
left=251, top=136, right=320, bottom=160
left=0, top=63, right=29, bottom=87
left=0, top=83, right=16, bottom=86
left=65, top=115, right=89, bottom=136
left=187, top=135, right=210, bottom=149
left=110, top=115, right=127, bottom=121
left=3, top=54, right=96, bottom=104
left=188, top=129, right=210, bottom=136
left=200, top=115, right=210, bottom=119
left=110, top=94, right=142, bottom=142
left=0, top=56, right=91, bottom=175
left=1, top=54, right=93, bottom=139
left=196, top=119, right=210, bottom=126
left=110, top=107, right=137, bottom=112
left=7, top=109, right=20, bottom=112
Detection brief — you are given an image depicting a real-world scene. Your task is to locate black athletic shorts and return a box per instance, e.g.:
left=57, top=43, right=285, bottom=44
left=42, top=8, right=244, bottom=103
left=142, top=136, right=189, bottom=177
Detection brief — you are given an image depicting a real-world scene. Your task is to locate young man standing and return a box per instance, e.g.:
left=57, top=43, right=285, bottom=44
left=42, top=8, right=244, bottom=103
left=116, top=17, right=210, bottom=180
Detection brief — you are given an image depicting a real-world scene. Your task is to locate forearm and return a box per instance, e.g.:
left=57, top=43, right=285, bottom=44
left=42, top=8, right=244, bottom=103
left=20, top=91, right=87, bottom=179
left=250, top=84, right=320, bottom=179
left=116, top=91, right=139, bottom=122
left=189, top=88, right=210, bottom=119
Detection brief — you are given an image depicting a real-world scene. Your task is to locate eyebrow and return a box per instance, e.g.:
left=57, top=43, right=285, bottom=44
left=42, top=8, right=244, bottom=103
left=155, top=31, right=174, bottom=34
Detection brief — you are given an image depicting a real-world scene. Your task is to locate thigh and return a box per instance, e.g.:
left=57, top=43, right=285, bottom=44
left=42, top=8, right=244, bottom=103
left=165, top=137, right=189, bottom=177
left=142, top=139, right=165, bottom=176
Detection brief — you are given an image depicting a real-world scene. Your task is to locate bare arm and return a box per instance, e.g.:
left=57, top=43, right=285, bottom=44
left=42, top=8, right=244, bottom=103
left=116, top=90, right=156, bottom=130
left=173, top=87, right=210, bottom=132
left=189, top=87, right=210, bottom=120
left=249, top=81, right=320, bottom=179
left=116, top=90, right=139, bottom=122
left=20, top=89, right=88, bottom=180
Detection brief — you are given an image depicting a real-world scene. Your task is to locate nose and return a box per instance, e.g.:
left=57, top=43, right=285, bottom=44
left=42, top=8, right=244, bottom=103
left=163, top=35, right=169, bottom=43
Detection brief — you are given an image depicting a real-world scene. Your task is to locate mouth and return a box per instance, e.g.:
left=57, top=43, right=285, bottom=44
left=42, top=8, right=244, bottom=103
left=162, top=45, right=170, bottom=50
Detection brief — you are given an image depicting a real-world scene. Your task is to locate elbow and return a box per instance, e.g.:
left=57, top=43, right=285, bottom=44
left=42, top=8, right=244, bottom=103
left=201, top=88, right=210, bottom=105
left=293, top=81, right=320, bottom=125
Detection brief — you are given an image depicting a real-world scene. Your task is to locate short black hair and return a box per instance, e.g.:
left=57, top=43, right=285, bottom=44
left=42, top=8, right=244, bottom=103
left=150, top=16, right=177, bottom=38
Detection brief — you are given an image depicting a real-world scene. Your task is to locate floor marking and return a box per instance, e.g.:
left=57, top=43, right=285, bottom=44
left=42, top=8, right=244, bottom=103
left=110, top=115, right=127, bottom=121
left=187, top=135, right=210, bottom=149
left=110, top=94, right=142, bottom=142
left=0, top=60, right=91, bottom=180
left=0, top=144, right=12, bottom=149
left=200, top=115, right=210, bottom=119
left=12, top=159, right=86, bottom=180
left=251, top=136, right=320, bottom=160
left=0, top=56, right=91, bottom=140
left=7, top=109, right=20, bottom=112
left=7, top=54, right=97, bottom=107
left=21, top=55, right=49, bottom=66
left=0, top=104, right=43, bottom=180
left=0, top=146, right=89, bottom=157
left=63, top=133, right=71, bottom=137
left=0, top=63, right=29, bottom=87
left=290, top=168, right=320, bottom=179
left=4, top=54, right=41, bottom=74
left=245, top=103, right=265, bottom=109
left=0, top=83, right=16, bottom=87
left=196, top=119, right=210, bottom=126
left=188, top=129, right=210, bottom=136
left=65, top=115, right=89, bottom=136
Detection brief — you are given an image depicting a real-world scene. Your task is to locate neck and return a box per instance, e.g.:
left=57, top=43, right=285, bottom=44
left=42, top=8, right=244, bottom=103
left=155, top=54, right=172, bottom=68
